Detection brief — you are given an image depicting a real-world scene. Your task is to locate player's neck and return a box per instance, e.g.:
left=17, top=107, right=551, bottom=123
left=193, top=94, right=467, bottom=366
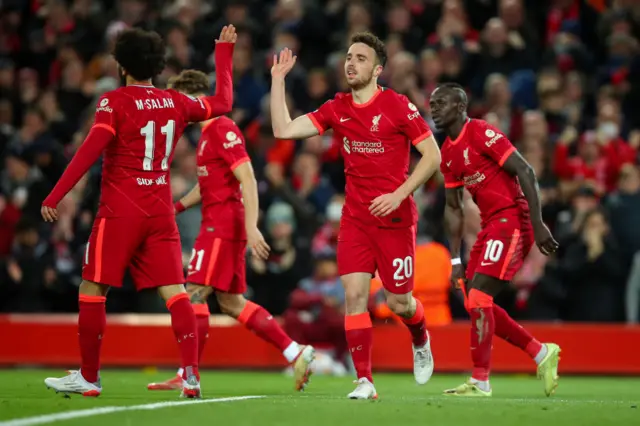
left=447, top=116, right=469, bottom=140
left=351, top=83, right=379, bottom=105
left=125, top=76, right=153, bottom=87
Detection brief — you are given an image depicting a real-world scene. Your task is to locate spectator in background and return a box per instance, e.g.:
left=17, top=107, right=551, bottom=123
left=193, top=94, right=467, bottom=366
left=560, top=208, right=626, bottom=322
left=311, top=194, right=343, bottom=257
left=0, top=217, right=57, bottom=312
left=284, top=253, right=346, bottom=370
left=249, top=202, right=309, bottom=315
left=605, top=164, right=640, bottom=266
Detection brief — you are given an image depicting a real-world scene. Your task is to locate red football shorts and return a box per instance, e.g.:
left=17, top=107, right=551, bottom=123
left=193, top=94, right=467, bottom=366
left=466, top=216, right=534, bottom=282
left=337, top=217, right=416, bottom=294
left=82, top=215, right=184, bottom=290
left=186, top=230, right=247, bottom=294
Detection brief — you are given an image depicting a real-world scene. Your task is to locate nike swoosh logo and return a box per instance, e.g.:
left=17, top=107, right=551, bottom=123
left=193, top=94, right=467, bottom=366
left=480, top=261, right=494, bottom=266
left=340, top=117, right=351, bottom=122
left=446, top=161, right=452, bottom=167
left=395, top=281, right=408, bottom=287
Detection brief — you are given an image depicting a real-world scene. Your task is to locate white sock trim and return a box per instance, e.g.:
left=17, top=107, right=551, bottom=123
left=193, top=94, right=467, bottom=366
left=534, top=344, right=548, bottom=365
left=177, top=368, right=184, bottom=377
left=283, top=342, right=301, bottom=363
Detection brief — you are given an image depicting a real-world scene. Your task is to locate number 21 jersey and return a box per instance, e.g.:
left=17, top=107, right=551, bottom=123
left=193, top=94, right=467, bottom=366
left=92, top=84, right=212, bottom=218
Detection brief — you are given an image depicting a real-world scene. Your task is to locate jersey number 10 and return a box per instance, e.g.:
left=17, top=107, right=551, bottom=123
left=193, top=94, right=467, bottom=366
left=141, top=120, right=176, bottom=171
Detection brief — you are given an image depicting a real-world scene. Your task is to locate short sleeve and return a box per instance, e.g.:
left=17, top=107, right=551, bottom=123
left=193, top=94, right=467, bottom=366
left=306, top=100, right=335, bottom=135
left=212, top=120, right=250, bottom=170
left=475, top=121, right=516, bottom=166
left=395, top=94, right=432, bottom=145
left=440, top=159, right=464, bottom=188
left=175, top=91, right=211, bottom=123
left=92, top=95, right=117, bottom=136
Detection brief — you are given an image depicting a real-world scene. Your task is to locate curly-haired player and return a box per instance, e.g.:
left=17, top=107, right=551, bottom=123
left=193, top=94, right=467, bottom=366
left=41, top=26, right=238, bottom=399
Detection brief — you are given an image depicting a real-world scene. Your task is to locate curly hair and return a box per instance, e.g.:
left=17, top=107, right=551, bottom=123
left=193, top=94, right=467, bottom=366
left=113, top=28, right=166, bottom=82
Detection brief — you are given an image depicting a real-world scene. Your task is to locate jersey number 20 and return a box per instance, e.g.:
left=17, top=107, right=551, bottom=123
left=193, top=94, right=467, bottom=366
left=141, top=120, right=175, bottom=171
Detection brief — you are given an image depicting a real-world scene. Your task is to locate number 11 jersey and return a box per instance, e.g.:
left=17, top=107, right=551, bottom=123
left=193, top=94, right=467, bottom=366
left=93, top=84, right=212, bottom=218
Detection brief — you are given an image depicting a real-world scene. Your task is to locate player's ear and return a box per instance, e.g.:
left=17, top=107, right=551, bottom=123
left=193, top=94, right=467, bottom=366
left=374, top=64, right=383, bottom=78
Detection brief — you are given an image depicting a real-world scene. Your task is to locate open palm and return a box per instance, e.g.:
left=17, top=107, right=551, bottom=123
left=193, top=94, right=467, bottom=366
left=216, top=25, right=237, bottom=44
left=271, top=48, right=296, bottom=79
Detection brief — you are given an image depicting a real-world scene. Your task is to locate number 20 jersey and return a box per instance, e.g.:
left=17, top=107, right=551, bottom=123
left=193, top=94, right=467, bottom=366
left=92, top=84, right=212, bottom=218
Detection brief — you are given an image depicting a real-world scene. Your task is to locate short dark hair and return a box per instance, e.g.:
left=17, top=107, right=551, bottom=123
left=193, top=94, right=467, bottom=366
left=167, top=70, right=209, bottom=95
left=350, top=32, right=387, bottom=67
left=113, top=28, right=166, bottom=82
left=438, top=82, right=468, bottom=105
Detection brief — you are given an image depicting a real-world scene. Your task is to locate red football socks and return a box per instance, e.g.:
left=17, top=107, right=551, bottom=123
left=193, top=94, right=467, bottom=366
left=401, top=298, right=429, bottom=347
left=192, top=304, right=210, bottom=363
left=468, top=289, right=495, bottom=382
left=238, top=301, right=295, bottom=358
left=78, top=295, right=107, bottom=384
left=492, top=304, right=543, bottom=359
left=345, top=313, right=374, bottom=383
left=166, top=293, right=199, bottom=380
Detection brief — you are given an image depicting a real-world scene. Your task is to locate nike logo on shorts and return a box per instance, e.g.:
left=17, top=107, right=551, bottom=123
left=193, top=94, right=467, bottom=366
left=340, top=117, right=351, bottom=122
left=480, top=261, right=494, bottom=266
left=395, top=281, right=408, bottom=287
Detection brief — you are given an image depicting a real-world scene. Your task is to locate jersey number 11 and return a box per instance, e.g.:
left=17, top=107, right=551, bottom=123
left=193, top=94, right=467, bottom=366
left=141, top=119, right=176, bottom=171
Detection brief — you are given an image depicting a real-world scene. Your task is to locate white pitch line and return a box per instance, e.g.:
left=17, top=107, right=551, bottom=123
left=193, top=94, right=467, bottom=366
left=0, top=395, right=265, bottom=426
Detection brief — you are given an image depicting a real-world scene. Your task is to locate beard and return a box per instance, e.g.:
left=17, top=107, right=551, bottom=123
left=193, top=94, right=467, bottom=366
left=347, top=69, right=374, bottom=91
left=118, top=66, right=127, bottom=87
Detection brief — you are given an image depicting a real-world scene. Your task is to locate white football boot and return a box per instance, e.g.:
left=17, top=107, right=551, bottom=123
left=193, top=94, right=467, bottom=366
left=44, top=370, right=101, bottom=397
left=413, top=331, right=435, bottom=385
left=347, top=377, right=378, bottom=400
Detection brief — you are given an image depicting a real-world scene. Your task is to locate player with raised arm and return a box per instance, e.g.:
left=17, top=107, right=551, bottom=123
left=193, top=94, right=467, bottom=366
left=40, top=26, right=238, bottom=399
left=431, top=83, right=561, bottom=397
left=146, top=70, right=316, bottom=393
left=270, top=32, right=441, bottom=400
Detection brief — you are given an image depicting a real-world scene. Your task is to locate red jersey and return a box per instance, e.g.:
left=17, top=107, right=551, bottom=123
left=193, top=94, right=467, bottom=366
left=440, top=119, right=529, bottom=225
left=307, top=87, right=432, bottom=228
left=197, top=117, right=250, bottom=240
left=91, top=86, right=214, bottom=218
left=42, top=42, right=234, bottom=215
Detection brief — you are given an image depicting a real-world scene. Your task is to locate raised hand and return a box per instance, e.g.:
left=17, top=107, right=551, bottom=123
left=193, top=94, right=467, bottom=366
left=271, top=48, right=297, bottom=80
left=216, top=25, right=238, bottom=44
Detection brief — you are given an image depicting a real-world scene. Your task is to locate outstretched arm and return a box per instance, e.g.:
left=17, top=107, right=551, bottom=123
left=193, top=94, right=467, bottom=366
left=502, top=150, right=559, bottom=255
left=41, top=126, right=114, bottom=221
left=270, top=48, right=321, bottom=140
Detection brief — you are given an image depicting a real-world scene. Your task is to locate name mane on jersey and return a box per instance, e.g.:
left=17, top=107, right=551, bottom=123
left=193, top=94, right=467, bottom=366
left=135, top=98, right=176, bottom=110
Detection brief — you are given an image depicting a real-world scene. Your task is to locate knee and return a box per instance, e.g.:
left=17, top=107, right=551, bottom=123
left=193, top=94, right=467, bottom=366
left=468, top=288, right=494, bottom=309
left=216, top=294, right=245, bottom=318
left=386, top=295, right=413, bottom=317
left=187, top=284, right=211, bottom=304
left=344, top=285, right=369, bottom=313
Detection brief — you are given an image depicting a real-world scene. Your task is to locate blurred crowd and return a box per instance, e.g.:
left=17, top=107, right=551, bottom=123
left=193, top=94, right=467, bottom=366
left=1, top=0, right=640, bottom=327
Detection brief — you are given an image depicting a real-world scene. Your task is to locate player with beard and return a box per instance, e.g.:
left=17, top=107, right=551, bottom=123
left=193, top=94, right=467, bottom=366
left=431, top=83, right=561, bottom=397
left=270, top=32, right=441, bottom=399
left=40, top=26, right=238, bottom=398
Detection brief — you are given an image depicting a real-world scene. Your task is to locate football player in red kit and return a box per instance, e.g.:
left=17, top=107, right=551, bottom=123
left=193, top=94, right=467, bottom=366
left=432, top=83, right=561, bottom=397
left=40, top=26, right=239, bottom=398
left=146, top=70, right=315, bottom=393
left=270, top=32, right=441, bottom=399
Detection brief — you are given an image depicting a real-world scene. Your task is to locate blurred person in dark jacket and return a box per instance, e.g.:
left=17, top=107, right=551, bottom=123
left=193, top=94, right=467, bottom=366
left=0, top=216, right=59, bottom=312
left=560, top=208, right=626, bottom=322
left=605, top=163, right=640, bottom=267
left=1, top=148, right=50, bottom=219
left=284, top=253, right=346, bottom=365
left=248, top=201, right=309, bottom=314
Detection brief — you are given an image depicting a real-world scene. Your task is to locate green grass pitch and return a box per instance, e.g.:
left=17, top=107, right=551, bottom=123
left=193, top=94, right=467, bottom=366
left=0, top=370, right=638, bottom=426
